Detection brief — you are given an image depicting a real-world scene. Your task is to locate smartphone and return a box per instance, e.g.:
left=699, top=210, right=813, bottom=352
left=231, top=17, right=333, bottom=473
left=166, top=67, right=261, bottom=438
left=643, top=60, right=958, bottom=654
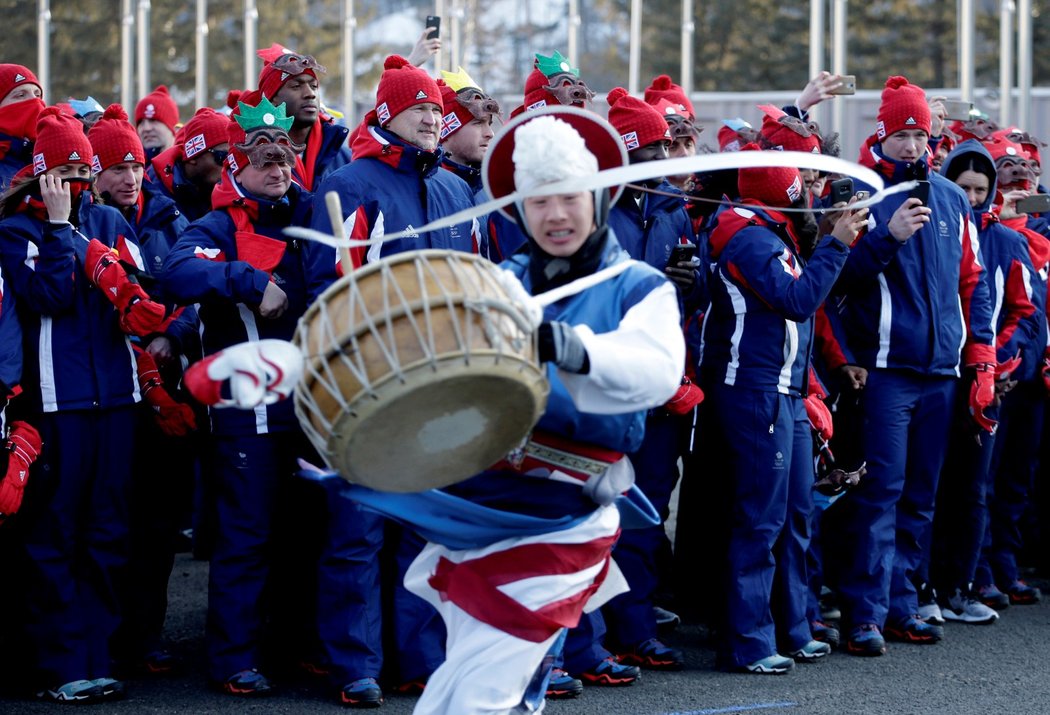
left=667, top=243, right=699, bottom=268
left=942, top=99, right=975, bottom=122
left=828, top=75, right=856, bottom=96
left=910, top=180, right=930, bottom=206
left=425, top=15, right=441, bottom=39
left=829, top=177, right=854, bottom=204
left=1016, top=194, right=1050, bottom=215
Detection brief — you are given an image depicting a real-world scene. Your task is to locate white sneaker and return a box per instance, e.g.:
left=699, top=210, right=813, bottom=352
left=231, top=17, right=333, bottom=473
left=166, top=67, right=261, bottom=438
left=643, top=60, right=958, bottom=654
left=917, top=600, right=945, bottom=625
left=942, top=590, right=999, bottom=625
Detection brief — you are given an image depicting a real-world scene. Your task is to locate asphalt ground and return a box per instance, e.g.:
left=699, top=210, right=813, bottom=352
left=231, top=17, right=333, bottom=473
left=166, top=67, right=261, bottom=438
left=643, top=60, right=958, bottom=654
left=1, top=551, right=1048, bottom=715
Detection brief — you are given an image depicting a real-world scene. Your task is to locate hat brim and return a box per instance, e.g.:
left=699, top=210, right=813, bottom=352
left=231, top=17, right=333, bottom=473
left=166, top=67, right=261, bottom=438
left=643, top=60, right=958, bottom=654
left=482, top=105, right=628, bottom=220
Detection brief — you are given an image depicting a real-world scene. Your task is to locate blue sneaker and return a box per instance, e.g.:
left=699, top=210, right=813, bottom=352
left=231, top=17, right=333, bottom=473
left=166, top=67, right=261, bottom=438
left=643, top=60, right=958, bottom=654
left=545, top=668, right=583, bottom=699
left=91, top=677, right=127, bottom=700
left=578, top=657, right=640, bottom=686
left=36, top=679, right=105, bottom=703
left=810, top=620, right=840, bottom=649
left=845, top=623, right=886, bottom=656
left=221, top=668, right=273, bottom=697
left=617, top=638, right=684, bottom=671
left=885, top=614, right=944, bottom=644
left=788, top=640, right=831, bottom=662
left=741, top=653, right=794, bottom=674
left=340, top=677, right=383, bottom=708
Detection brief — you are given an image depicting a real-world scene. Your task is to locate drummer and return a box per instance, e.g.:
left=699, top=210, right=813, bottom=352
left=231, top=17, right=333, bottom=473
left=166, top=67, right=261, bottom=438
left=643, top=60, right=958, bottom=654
left=301, top=54, right=480, bottom=707
left=337, top=106, right=686, bottom=714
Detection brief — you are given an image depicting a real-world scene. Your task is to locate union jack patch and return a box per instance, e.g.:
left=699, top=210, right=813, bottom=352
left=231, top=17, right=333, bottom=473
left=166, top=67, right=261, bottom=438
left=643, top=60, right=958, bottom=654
left=92, top=155, right=103, bottom=174
left=526, top=99, right=547, bottom=111
left=441, top=112, right=462, bottom=140
left=32, top=152, right=46, bottom=174
left=377, top=102, right=391, bottom=125
left=184, top=133, right=207, bottom=158
left=621, top=131, right=639, bottom=151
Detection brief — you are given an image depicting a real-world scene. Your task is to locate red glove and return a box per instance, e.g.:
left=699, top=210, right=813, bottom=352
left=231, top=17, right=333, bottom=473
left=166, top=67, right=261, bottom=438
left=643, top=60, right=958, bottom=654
left=84, top=238, right=171, bottom=337
left=1042, top=349, right=1050, bottom=395
left=996, top=354, right=1023, bottom=381
left=136, top=350, right=197, bottom=437
left=969, top=362, right=997, bottom=433
left=804, top=393, right=834, bottom=442
left=0, top=421, right=42, bottom=520
left=663, top=376, right=705, bottom=414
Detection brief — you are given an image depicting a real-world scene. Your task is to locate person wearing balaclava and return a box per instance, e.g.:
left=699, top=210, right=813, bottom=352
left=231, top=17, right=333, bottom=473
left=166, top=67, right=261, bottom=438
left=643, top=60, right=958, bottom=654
left=700, top=144, right=866, bottom=674
left=0, top=106, right=150, bottom=704
left=0, top=63, right=44, bottom=191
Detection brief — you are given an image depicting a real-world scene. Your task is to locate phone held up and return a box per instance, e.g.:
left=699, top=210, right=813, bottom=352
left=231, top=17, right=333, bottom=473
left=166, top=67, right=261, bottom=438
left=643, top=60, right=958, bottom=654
left=909, top=180, right=930, bottom=207
left=829, top=178, right=854, bottom=204
left=425, top=15, right=441, bottom=39
left=667, top=242, right=699, bottom=268
left=828, top=75, right=856, bottom=96
left=1016, top=194, right=1050, bottom=215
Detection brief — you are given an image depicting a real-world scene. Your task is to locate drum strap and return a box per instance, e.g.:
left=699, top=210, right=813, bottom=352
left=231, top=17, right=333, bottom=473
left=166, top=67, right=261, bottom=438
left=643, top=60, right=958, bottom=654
left=500, top=430, right=624, bottom=483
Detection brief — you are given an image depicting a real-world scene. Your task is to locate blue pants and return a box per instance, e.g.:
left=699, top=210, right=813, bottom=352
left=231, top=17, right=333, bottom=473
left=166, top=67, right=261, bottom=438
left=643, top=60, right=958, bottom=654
left=977, top=381, right=1046, bottom=587
left=602, top=410, right=685, bottom=648
left=205, top=431, right=310, bottom=681
left=19, top=407, right=135, bottom=687
left=834, top=370, right=956, bottom=628
left=713, top=384, right=813, bottom=667
left=318, top=491, right=445, bottom=687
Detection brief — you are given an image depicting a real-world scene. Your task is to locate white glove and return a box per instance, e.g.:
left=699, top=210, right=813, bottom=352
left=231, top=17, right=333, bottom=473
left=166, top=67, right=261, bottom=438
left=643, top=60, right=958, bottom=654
left=185, top=339, right=304, bottom=409
left=494, top=268, right=544, bottom=331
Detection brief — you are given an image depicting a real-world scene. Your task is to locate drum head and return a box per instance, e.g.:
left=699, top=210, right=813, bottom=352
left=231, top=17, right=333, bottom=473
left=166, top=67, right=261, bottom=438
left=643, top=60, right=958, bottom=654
left=328, top=356, right=547, bottom=492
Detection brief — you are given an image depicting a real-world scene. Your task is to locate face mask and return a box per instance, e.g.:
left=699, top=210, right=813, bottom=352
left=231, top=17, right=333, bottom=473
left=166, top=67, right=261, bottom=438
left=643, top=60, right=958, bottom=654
left=65, top=176, right=93, bottom=202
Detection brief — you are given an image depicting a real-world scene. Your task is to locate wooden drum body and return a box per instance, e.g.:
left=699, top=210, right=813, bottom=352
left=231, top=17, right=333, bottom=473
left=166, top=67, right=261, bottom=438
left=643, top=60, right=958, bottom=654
left=294, top=250, right=548, bottom=492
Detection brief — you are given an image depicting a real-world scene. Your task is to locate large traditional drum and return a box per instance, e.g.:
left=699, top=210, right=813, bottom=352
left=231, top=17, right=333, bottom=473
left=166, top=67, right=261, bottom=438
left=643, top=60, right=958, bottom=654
left=294, top=249, right=549, bottom=492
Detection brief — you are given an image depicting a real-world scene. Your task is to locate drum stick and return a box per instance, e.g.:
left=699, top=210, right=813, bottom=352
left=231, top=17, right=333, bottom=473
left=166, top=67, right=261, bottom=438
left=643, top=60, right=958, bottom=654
left=325, top=191, right=353, bottom=271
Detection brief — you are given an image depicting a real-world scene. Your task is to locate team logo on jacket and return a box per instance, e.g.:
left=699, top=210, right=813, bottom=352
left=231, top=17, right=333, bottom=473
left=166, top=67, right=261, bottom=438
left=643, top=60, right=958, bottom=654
left=621, top=131, right=639, bottom=151
left=376, top=102, right=391, bottom=125
left=441, top=112, right=462, bottom=140
left=184, top=133, right=207, bottom=158
left=415, top=90, right=429, bottom=100
left=773, top=451, right=785, bottom=471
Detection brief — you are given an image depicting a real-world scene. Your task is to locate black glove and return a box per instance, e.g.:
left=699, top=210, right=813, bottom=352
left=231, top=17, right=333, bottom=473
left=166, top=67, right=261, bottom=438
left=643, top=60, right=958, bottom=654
left=538, top=321, right=589, bottom=374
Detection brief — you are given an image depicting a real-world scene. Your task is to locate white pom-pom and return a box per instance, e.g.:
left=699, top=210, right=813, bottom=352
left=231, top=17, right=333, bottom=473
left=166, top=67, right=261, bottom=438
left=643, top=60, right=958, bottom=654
left=513, top=116, right=599, bottom=193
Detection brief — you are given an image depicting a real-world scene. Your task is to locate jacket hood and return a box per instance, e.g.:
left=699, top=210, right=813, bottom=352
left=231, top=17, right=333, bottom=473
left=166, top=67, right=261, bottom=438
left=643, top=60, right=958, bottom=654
left=857, top=133, right=930, bottom=185
left=940, top=139, right=997, bottom=214
left=708, top=201, right=793, bottom=260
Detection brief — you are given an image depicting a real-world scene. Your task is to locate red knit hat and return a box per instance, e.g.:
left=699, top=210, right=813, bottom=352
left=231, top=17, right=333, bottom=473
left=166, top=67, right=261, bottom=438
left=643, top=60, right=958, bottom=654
left=256, top=43, right=326, bottom=100
left=718, top=119, right=757, bottom=152
left=374, top=55, right=442, bottom=127
left=605, top=87, right=671, bottom=152
left=32, top=106, right=93, bottom=176
left=179, top=107, right=230, bottom=160
left=513, top=51, right=595, bottom=117
left=876, top=76, right=930, bottom=140
left=87, top=104, right=145, bottom=174
left=643, top=75, right=695, bottom=122
left=135, top=85, right=180, bottom=133
left=736, top=144, right=803, bottom=208
left=0, top=64, right=41, bottom=102
left=758, top=105, right=820, bottom=153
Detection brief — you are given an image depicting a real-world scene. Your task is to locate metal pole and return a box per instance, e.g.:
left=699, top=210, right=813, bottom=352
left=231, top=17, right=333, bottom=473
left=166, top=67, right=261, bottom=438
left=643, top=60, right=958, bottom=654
left=121, top=0, right=134, bottom=111
left=1017, top=0, right=1032, bottom=130
left=999, top=0, right=1014, bottom=126
left=37, top=0, right=50, bottom=102
left=434, top=0, right=444, bottom=74
left=808, top=0, right=825, bottom=125
left=831, top=0, right=846, bottom=135
left=342, top=0, right=356, bottom=127
left=244, top=0, right=257, bottom=89
left=628, top=0, right=641, bottom=94
left=450, top=0, right=462, bottom=72
left=195, top=0, right=208, bottom=109
left=136, top=0, right=151, bottom=102
left=959, top=0, right=975, bottom=102
left=568, top=0, right=579, bottom=69
left=681, top=0, right=694, bottom=96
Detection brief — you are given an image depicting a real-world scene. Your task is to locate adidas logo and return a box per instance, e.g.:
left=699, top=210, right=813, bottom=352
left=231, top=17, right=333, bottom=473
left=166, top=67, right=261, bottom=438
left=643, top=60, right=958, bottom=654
left=123, top=151, right=135, bottom=161
left=905, top=117, right=917, bottom=125
left=68, top=151, right=81, bottom=160
left=14, top=73, right=25, bottom=82
left=415, top=90, right=428, bottom=100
